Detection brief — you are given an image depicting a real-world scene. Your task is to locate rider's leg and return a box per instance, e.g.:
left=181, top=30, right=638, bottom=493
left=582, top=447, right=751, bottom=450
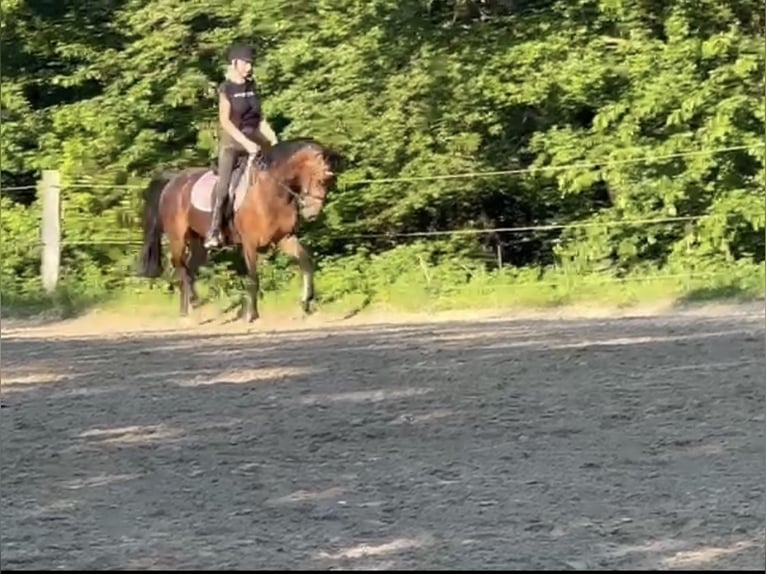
left=205, top=142, right=237, bottom=248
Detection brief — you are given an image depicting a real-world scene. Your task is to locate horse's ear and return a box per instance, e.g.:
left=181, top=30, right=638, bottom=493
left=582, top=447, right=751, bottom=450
left=323, top=147, right=343, bottom=174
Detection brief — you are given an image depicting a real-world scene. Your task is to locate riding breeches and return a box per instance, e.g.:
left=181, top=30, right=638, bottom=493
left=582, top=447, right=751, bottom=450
left=212, top=135, right=252, bottom=203
left=211, top=123, right=274, bottom=204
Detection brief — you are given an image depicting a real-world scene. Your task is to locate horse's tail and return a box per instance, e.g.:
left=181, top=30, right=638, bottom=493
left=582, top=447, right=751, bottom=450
left=139, top=210, right=163, bottom=278
left=137, top=171, right=173, bottom=278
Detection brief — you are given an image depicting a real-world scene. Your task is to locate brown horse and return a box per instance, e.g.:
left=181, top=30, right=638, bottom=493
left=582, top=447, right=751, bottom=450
left=138, top=137, right=340, bottom=321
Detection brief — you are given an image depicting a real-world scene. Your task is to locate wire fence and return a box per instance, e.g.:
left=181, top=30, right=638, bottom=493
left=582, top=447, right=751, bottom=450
left=334, top=215, right=702, bottom=240
left=0, top=185, right=39, bottom=192
left=2, top=140, right=760, bottom=193
left=1, top=141, right=762, bottom=263
left=341, top=143, right=766, bottom=185
left=3, top=213, right=705, bottom=249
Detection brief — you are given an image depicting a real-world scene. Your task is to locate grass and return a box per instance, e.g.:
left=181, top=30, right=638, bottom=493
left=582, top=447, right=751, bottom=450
left=3, top=260, right=763, bottom=326
left=0, top=285, right=112, bottom=321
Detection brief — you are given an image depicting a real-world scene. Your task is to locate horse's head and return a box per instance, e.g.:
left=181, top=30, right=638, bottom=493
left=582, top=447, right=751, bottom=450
left=267, top=138, right=341, bottom=221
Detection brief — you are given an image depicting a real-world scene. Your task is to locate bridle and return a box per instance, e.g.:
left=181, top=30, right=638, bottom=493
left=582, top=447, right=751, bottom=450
left=279, top=180, right=326, bottom=209
left=245, top=151, right=330, bottom=210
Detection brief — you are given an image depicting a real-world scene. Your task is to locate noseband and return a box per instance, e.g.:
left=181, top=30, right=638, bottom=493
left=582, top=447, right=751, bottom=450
left=284, top=185, right=325, bottom=209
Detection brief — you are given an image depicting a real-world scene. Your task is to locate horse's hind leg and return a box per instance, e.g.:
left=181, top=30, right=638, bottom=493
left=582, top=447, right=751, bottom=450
left=169, top=236, right=192, bottom=316
left=186, top=234, right=208, bottom=307
left=278, top=234, right=314, bottom=314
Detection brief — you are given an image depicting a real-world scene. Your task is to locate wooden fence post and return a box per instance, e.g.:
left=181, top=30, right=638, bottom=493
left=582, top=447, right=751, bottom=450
left=40, top=170, right=61, bottom=293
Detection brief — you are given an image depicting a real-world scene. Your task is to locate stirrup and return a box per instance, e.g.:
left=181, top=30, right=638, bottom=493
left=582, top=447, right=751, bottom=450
left=204, top=229, right=222, bottom=248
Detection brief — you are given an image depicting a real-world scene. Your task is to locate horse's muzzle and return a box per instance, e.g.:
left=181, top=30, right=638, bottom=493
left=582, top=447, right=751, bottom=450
left=301, top=206, right=320, bottom=221
left=300, top=196, right=324, bottom=221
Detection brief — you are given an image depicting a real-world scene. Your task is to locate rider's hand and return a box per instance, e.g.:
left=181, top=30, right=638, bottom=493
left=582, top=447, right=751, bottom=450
left=245, top=141, right=260, bottom=155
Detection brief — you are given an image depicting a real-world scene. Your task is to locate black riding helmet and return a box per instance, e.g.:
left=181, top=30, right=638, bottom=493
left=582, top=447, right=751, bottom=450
left=227, top=44, right=254, bottom=63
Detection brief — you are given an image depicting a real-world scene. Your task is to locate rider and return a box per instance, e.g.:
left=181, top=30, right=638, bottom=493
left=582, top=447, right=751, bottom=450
left=204, top=43, right=278, bottom=249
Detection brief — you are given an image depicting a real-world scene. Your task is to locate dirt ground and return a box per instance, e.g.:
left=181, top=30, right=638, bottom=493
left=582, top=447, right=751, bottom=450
left=1, top=302, right=764, bottom=570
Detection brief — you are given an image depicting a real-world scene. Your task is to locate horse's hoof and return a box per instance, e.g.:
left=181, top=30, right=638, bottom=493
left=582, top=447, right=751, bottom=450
left=302, top=299, right=314, bottom=314
left=245, top=311, right=259, bottom=323
left=191, top=296, right=208, bottom=310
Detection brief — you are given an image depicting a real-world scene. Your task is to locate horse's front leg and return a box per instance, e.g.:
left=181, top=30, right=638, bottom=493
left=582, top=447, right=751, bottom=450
left=278, top=234, right=314, bottom=314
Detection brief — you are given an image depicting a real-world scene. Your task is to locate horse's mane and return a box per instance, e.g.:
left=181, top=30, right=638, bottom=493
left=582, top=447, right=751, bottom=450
left=262, top=137, right=341, bottom=173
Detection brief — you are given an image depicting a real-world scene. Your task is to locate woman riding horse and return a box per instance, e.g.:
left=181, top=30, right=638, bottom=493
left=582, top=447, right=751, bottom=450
left=138, top=42, right=341, bottom=322
left=205, top=43, right=278, bottom=249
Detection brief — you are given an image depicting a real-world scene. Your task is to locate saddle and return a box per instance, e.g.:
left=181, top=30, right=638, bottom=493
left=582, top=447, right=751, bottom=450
left=190, top=151, right=269, bottom=244
left=210, top=152, right=255, bottom=190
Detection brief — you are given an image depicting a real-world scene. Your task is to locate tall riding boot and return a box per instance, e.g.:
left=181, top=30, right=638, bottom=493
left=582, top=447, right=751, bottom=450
left=204, top=192, right=225, bottom=249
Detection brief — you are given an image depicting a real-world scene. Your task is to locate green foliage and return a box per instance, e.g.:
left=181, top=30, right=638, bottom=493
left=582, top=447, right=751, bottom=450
left=0, top=195, right=42, bottom=297
left=1, top=0, right=764, bottom=315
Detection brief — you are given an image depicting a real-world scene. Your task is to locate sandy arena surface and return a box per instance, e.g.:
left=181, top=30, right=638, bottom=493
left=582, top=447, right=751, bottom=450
left=1, top=303, right=764, bottom=569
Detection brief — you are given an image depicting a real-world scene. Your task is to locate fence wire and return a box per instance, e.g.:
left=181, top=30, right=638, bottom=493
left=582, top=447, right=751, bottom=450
left=7, top=213, right=703, bottom=248
left=54, top=141, right=764, bottom=190
left=2, top=141, right=761, bottom=295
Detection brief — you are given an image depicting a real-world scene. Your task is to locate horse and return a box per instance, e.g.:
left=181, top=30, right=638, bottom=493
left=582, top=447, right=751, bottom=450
left=137, top=137, right=341, bottom=322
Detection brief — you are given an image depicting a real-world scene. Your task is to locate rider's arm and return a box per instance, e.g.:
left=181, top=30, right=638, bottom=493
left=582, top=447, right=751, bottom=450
left=218, top=92, right=256, bottom=150
left=259, top=118, right=278, bottom=146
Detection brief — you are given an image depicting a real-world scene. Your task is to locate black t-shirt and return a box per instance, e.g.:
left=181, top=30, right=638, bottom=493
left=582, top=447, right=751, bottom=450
left=219, top=78, right=262, bottom=133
